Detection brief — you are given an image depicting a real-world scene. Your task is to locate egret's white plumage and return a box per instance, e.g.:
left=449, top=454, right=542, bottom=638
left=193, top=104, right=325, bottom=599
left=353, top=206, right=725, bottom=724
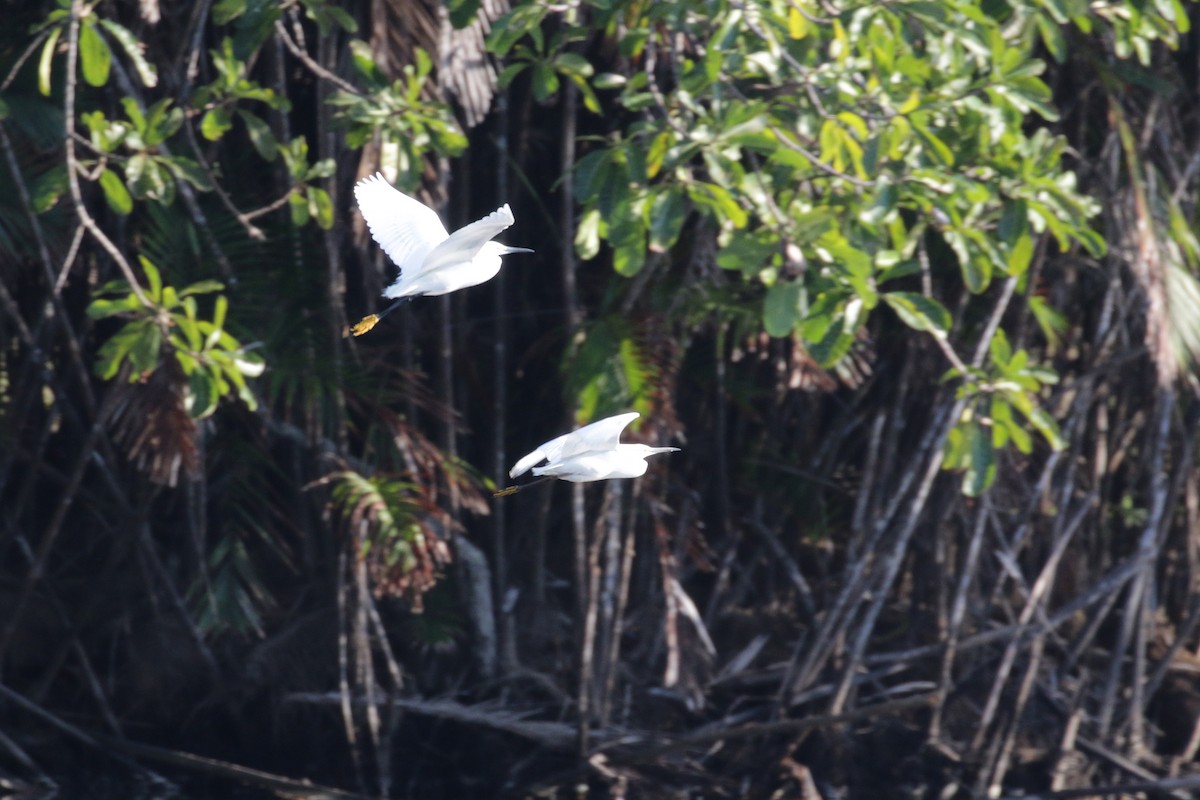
left=349, top=173, right=531, bottom=335
left=502, top=412, right=679, bottom=492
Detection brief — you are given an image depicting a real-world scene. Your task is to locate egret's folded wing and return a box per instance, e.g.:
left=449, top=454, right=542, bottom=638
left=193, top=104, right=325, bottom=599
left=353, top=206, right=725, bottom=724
left=355, top=174, right=448, bottom=275
left=549, top=412, right=640, bottom=461
left=511, top=446, right=556, bottom=478
left=421, top=204, right=515, bottom=274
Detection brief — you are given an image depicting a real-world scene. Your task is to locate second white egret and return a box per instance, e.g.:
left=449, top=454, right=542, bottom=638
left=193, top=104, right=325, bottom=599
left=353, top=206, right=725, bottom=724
left=349, top=173, right=533, bottom=336
left=496, top=412, right=679, bottom=496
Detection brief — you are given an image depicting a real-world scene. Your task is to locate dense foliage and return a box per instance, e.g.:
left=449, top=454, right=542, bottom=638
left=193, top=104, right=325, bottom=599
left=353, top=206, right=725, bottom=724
left=2, top=0, right=1200, bottom=797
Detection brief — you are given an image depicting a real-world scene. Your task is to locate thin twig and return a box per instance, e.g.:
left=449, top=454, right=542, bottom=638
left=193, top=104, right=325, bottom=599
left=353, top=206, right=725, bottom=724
left=274, top=16, right=362, bottom=96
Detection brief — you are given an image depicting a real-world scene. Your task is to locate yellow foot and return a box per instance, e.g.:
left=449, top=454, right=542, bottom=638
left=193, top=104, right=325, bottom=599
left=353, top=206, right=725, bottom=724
left=348, top=314, right=380, bottom=337
left=493, top=485, right=521, bottom=497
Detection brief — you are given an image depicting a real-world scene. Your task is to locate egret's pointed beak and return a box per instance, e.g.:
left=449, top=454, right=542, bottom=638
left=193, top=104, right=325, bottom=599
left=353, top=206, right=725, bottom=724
left=650, top=447, right=681, bottom=455
left=501, top=246, right=535, bottom=255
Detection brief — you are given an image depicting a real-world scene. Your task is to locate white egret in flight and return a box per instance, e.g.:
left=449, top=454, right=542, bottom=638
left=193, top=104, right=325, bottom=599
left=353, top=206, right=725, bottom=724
left=348, top=173, right=533, bottom=336
left=496, top=412, right=679, bottom=496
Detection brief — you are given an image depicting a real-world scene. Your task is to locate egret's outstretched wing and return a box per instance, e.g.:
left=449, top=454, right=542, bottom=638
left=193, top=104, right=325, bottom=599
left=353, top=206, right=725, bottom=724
left=509, top=412, right=639, bottom=478
left=421, top=204, right=515, bottom=274
left=354, top=174, right=448, bottom=275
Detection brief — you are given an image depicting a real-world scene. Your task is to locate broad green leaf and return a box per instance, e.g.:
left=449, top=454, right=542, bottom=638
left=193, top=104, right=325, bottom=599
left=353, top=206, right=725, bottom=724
left=613, top=239, right=645, bottom=276
left=1027, top=406, right=1065, bottom=450
left=911, top=121, right=954, bottom=167
left=87, top=293, right=142, bottom=319
left=212, top=0, right=247, bottom=24
left=575, top=208, right=601, bottom=260
left=125, top=154, right=174, bottom=204
left=963, top=419, right=996, bottom=497
left=308, top=186, right=334, bottom=229
left=1008, top=231, right=1034, bottom=276
left=448, top=0, right=483, bottom=28
left=189, top=367, right=220, bottom=418
left=32, top=164, right=69, bottom=213
left=128, top=322, right=163, bottom=378
left=201, top=107, right=233, bottom=141
left=646, top=131, right=671, bottom=179
left=141, top=99, right=183, bottom=145
left=161, top=157, right=211, bottom=191
left=717, top=230, right=781, bottom=277
left=648, top=188, right=686, bottom=253
left=497, top=62, right=527, bottom=89
left=289, top=191, right=309, bottom=226
left=79, top=21, right=112, bottom=87
left=883, top=292, right=951, bottom=337
left=531, top=61, right=560, bottom=102
left=764, top=280, right=803, bottom=338
left=554, top=52, right=593, bottom=79
left=98, top=168, right=132, bottom=215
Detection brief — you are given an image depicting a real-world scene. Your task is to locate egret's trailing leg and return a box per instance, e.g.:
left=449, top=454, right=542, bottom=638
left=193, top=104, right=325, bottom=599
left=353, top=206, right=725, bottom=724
left=493, top=476, right=553, bottom=497
left=346, top=295, right=415, bottom=337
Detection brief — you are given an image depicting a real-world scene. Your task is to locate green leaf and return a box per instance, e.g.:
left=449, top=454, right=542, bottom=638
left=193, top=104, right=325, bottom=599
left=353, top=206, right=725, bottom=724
left=289, top=191, right=309, bottom=227
left=911, top=120, right=954, bottom=167
left=1026, top=406, right=1065, bottom=451
left=138, top=255, right=162, bottom=302
left=179, top=280, right=225, bottom=298
left=79, top=20, right=112, bottom=87
left=125, top=153, right=174, bottom=204
left=531, top=61, right=560, bottom=102
left=201, top=107, right=233, bottom=141
left=646, top=131, right=671, bottom=179
left=1008, top=231, right=1034, bottom=276
left=613, top=239, right=645, bottom=276
left=554, top=52, right=593, bottom=80
left=764, top=280, right=803, bottom=338
left=575, top=208, right=602, bottom=260
left=448, top=0, right=483, bottom=28
left=497, top=62, right=527, bottom=89
left=94, top=322, right=144, bottom=379
left=1029, top=295, right=1067, bottom=347
left=883, top=292, right=951, bottom=337
left=717, top=229, right=780, bottom=277
left=86, top=293, right=142, bottom=319
left=142, top=99, right=183, bottom=145
left=189, top=367, right=221, bottom=418
left=648, top=187, right=686, bottom=253
left=212, top=0, right=247, bottom=24
left=308, top=186, right=334, bottom=229
left=38, top=27, right=61, bottom=96
left=32, top=164, right=69, bottom=213
left=688, top=182, right=747, bottom=228
left=98, top=168, right=132, bottom=215
left=99, top=19, right=158, bottom=87
left=161, top=156, right=211, bottom=191
left=963, top=419, right=996, bottom=497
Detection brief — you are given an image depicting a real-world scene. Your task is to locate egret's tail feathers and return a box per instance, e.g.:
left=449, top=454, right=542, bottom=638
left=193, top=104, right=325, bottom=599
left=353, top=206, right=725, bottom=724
left=348, top=314, right=380, bottom=337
